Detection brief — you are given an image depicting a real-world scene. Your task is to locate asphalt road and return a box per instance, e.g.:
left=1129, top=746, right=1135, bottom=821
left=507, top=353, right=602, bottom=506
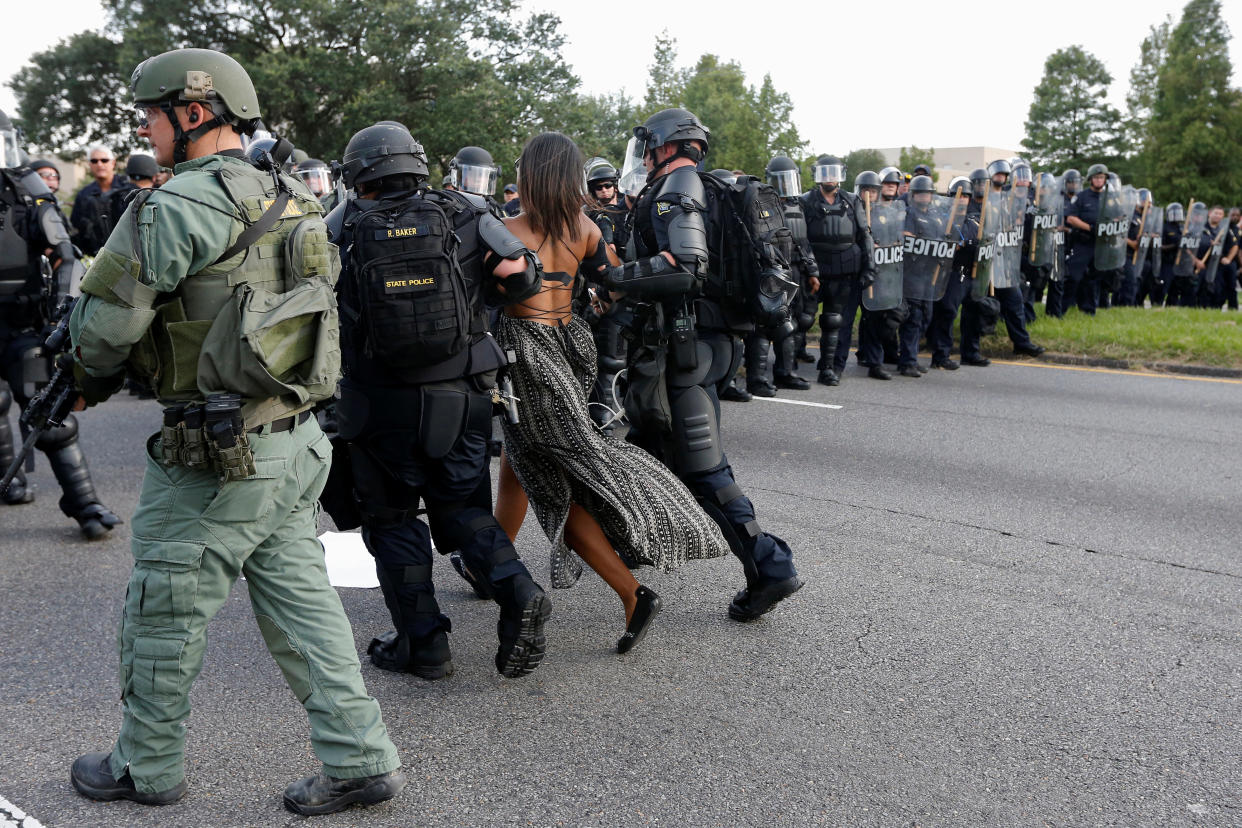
left=1, top=357, right=1238, bottom=827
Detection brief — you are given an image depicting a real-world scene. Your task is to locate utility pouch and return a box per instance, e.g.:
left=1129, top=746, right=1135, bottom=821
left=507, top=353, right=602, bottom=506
left=161, top=403, right=187, bottom=466
left=181, top=405, right=209, bottom=469
left=418, top=384, right=469, bottom=460
left=204, top=393, right=257, bottom=482
left=623, top=343, right=672, bottom=435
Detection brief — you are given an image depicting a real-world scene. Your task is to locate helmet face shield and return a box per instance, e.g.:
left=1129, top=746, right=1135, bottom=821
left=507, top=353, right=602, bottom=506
left=453, top=163, right=498, bottom=196
left=767, top=168, right=801, bottom=197
left=295, top=167, right=332, bottom=196
left=618, top=135, right=648, bottom=196
left=1, top=127, right=19, bottom=168
left=813, top=163, right=844, bottom=184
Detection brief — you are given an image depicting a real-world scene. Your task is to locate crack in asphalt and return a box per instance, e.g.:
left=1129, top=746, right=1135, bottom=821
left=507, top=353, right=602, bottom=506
left=751, top=485, right=1242, bottom=581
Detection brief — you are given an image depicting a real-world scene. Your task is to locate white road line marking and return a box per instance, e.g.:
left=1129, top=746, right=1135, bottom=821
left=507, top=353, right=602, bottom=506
left=0, top=794, right=45, bottom=828
left=753, top=397, right=843, bottom=410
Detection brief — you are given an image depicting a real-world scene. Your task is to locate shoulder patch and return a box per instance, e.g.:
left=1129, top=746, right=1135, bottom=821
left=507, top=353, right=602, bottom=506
left=656, top=202, right=673, bottom=216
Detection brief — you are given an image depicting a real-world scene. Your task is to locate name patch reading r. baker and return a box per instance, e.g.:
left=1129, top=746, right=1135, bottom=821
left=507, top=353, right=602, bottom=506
left=384, top=275, right=437, bottom=294
left=375, top=225, right=431, bottom=240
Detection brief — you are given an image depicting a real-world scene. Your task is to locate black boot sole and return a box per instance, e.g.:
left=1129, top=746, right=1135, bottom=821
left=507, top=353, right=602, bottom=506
left=71, top=756, right=187, bottom=805
left=728, top=576, right=804, bottom=622
left=283, top=771, right=407, bottom=816
left=496, top=592, right=552, bottom=678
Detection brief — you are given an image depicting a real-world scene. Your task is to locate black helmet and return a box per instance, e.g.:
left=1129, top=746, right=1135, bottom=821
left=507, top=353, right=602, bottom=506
left=634, top=108, right=710, bottom=156
left=912, top=163, right=932, bottom=177
left=813, top=155, right=845, bottom=184
left=585, top=161, right=618, bottom=186
left=1062, top=168, right=1081, bottom=182
left=450, top=146, right=499, bottom=196
left=986, top=159, right=1011, bottom=180
left=908, top=175, right=935, bottom=194
left=853, top=170, right=880, bottom=194
left=766, top=155, right=800, bottom=197
left=947, top=176, right=971, bottom=199
left=293, top=157, right=332, bottom=196
left=1165, top=202, right=1184, bottom=222
left=969, top=168, right=988, bottom=197
left=1086, top=163, right=1108, bottom=178
left=708, top=168, right=737, bottom=185
left=342, top=122, right=429, bottom=189
left=125, top=153, right=159, bottom=180
left=879, top=168, right=903, bottom=185
left=244, top=136, right=277, bottom=165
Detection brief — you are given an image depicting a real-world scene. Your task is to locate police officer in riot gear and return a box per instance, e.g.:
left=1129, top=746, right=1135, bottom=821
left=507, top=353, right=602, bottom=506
left=896, top=174, right=938, bottom=376
left=326, top=121, right=552, bottom=680
left=854, top=170, right=881, bottom=202
left=927, top=173, right=994, bottom=369
left=0, top=109, right=121, bottom=538
left=766, top=155, right=819, bottom=389
left=584, top=158, right=630, bottom=431
left=802, top=155, right=877, bottom=384
left=291, top=157, right=332, bottom=198
left=449, top=145, right=501, bottom=200
left=1063, top=163, right=1108, bottom=314
left=609, top=107, right=802, bottom=621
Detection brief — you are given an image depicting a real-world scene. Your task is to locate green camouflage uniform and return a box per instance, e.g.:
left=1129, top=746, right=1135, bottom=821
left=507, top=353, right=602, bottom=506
left=69, top=152, right=399, bottom=795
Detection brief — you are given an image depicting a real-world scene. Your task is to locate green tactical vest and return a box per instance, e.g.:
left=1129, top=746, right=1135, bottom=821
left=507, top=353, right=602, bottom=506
left=86, top=162, right=341, bottom=427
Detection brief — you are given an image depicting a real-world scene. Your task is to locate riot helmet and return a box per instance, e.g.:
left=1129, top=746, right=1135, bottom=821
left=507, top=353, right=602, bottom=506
left=969, top=168, right=988, bottom=199
left=765, top=155, right=801, bottom=198
left=813, top=155, right=845, bottom=186
left=1165, top=202, right=1184, bottom=223
left=342, top=122, right=429, bottom=190
left=125, top=153, right=159, bottom=181
left=0, top=108, right=19, bottom=168
left=986, top=159, right=1011, bottom=189
left=708, top=169, right=737, bottom=185
left=450, top=146, right=499, bottom=196
left=293, top=157, right=332, bottom=197
left=1086, top=163, right=1108, bottom=191
left=879, top=168, right=903, bottom=185
left=912, top=163, right=933, bottom=177
left=1062, top=168, right=1081, bottom=196
left=1137, top=188, right=1152, bottom=206
left=131, top=49, right=262, bottom=164
left=584, top=157, right=618, bottom=186
left=244, top=137, right=289, bottom=169
left=633, top=108, right=710, bottom=167
left=908, top=175, right=935, bottom=209
left=853, top=170, right=880, bottom=197
left=1011, top=162, right=1032, bottom=188
left=947, top=176, right=971, bottom=199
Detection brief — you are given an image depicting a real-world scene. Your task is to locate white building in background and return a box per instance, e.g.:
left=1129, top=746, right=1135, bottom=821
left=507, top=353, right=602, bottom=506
left=875, top=146, right=1024, bottom=189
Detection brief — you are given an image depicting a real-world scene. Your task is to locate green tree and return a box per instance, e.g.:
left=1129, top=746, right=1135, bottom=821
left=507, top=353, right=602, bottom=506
left=842, top=148, right=887, bottom=185
left=1145, top=0, right=1242, bottom=205
left=1124, top=17, right=1173, bottom=183
left=11, top=0, right=581, bottom=167
left=1022, top=45, right=1123, bottom=172
left=898, top=145, right=936, bottom=173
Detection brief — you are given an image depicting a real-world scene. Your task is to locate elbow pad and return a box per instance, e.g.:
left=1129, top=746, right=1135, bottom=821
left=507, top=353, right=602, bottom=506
left=478, top=212, right=528, bottom=261
left=601, top=255, right=697, bottom=299
left=487, top=250, right=542, bottom=305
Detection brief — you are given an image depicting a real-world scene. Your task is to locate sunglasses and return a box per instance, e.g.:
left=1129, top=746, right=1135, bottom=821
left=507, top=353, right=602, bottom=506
left=593, top=182, right=615, bottom=190
left=89, top=158, right=112, bottom=164
left=38, top=171, right=59, bottom=179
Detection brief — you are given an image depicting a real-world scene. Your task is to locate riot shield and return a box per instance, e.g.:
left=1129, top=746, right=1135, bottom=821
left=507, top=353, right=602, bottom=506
left=1173, top=202, right=1208, bottom=278
left=932, top=193, right=970, bottom=300
left=863, top=199, right=905, bottom=311
left=1094, top=184, right=1139, bottom=271
left=1027, top=173, right=1061, bottom=269
left=992, top=186, right=1027, bottom=289
left=971, top=190, right=1004, bottom=299
left=1202, top=219, right=1230, bottom=287
left=902, top=194, right=958, bottom=302
left=1131, top=203, right=1162, bottom=274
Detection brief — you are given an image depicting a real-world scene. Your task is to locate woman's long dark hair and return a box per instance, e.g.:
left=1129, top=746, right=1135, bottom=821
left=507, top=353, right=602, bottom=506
left=517, top=131, right=585, bottom=245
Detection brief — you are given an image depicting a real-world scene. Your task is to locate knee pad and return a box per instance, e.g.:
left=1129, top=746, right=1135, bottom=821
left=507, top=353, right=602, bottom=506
left=821, top=312, right=843, bottom=333
left=707, top=334, right=741, bottom=394
left=670, top=385, right=723, bottom=475
left=34, top=413, right=78, bottom=450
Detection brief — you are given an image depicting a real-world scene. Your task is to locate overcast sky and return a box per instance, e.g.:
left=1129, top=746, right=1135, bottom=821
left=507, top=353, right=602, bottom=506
left=4, top=0, right=1240, bottom=156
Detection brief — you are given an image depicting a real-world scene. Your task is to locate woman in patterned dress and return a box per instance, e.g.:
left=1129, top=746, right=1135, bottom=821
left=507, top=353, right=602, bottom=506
left=491, top=131, right=727, bottom=654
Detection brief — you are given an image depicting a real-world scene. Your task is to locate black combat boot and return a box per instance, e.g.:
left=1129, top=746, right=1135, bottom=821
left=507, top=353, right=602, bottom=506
left=39, top=426, right=121, bottom=539
left=773, top=336, right=810, bottom=390
left=493, top=573, right=551, bottom=678
left=367, top=627, right=454, bottom=680
left=284, top=769, right=407, bottom=815
left=71, top=752, right=187, bottom=805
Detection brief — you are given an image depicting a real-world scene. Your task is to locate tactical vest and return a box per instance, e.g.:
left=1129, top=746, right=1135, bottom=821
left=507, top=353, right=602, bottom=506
left=0, top=169, right=41, bottom=300
left=81, top=163, right=340, bottom=425
left=805, top=191, right=861, bottom=276
left=781, top=198, right=809, bottom=247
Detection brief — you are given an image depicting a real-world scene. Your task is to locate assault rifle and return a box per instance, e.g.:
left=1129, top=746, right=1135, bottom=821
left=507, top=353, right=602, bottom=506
left=1, top=298, right=78, bottom=496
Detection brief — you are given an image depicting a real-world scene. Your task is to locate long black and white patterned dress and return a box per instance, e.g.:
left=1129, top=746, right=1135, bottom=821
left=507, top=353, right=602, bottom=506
left=494, top=312, right=728, bottom=588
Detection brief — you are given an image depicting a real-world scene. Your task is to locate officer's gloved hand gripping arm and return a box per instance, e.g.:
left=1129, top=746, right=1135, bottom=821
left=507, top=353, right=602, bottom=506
left=478, top=211, right=542, bottom=304
left=600, top=167, right=706, bottom=299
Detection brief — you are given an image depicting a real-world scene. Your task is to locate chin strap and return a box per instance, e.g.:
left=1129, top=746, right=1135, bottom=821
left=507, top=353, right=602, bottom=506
left=161, top=102, right=231, bottom=165
left=651, top=141, right=705, bottom=178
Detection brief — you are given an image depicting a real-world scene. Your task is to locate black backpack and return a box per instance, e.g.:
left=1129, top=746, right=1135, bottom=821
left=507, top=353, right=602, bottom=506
left=698, top=173, right=795, bottom=323
left=343, top=191, right=481, bottom=370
